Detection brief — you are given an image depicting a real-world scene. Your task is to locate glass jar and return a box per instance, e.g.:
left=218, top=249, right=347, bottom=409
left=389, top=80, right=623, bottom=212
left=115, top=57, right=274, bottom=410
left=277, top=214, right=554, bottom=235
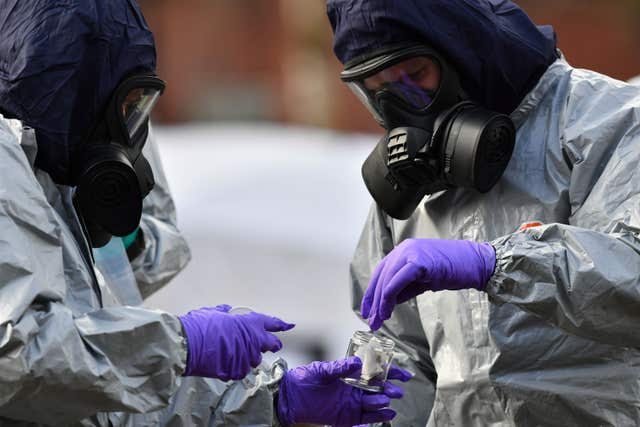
left=342, top=330, right=395, bottom=392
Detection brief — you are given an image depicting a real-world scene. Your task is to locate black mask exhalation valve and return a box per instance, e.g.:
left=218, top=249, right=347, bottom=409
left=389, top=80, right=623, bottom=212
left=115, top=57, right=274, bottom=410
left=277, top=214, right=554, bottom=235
left=362, top=101, right=515, bottom=220
left=342, top=43, right=516, bottom=220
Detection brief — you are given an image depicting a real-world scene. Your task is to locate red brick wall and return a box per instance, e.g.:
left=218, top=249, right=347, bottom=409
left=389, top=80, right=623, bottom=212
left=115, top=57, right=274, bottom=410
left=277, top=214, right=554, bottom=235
left=519, top=0, right=640, bottom=81
left=139, top=0, right=640, bottom=132
left=139, top=0, right=285, bottom=123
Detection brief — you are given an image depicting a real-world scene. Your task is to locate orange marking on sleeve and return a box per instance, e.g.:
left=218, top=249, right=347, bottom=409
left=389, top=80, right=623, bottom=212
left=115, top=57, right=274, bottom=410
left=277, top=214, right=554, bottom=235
left=518, top=221, right=544, bottom=232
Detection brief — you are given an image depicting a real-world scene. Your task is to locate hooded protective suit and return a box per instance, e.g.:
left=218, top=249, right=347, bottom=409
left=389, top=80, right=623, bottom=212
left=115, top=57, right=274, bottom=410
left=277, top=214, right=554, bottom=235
left=329, top=0, right=640, bottom=425
left=0, top=1, right=285, bottom=425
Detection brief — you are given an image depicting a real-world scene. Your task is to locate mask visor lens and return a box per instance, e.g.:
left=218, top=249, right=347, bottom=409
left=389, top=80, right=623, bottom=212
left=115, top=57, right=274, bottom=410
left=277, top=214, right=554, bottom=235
left=363, top=56, right=441, bottom=109
left=346, top=82, right=385, bottom=125
left=122, top=88, right=162, bottom=139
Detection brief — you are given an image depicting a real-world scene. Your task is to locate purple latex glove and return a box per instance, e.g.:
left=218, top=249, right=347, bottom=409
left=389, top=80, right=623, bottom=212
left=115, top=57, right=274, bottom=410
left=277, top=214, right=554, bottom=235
left=363, top=238, right=496, bottom=330
left=179, top=305, right=295, bottom=381
left=276, top=356, right=412, bottom=427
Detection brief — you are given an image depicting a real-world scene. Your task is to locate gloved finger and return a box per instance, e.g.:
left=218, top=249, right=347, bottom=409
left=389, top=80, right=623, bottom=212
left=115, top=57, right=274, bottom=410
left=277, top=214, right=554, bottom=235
left=395, top=281, right=430, bottom=305
left=318, top=356, right=363, bottom=381
left=259, top=332, right=284, bottom=353
left=369, top=271, right=395, bottom=331
left=362, top=394, right=391, bottom=411
left=387, top=365, right=413, bottom=382
left=362, top=257, right=386, bottom=319
left=368, top=311, right=384, bottom=331
left=229, top=369, right=250, bottom=381
left=369, top=256, right=409, bottom=330
left=361, top=408, right=397, bottom=424
left=368, top=266, right=390, bottom=331
left=379, top=263, right=424, bottom=321
left=229, top=356, right=252, bottom=381
left=215, top=373, right=232, bottom=382
left=383, top=381, right=404, bottom=399
left=254, top=313, right=296, bottom=332
left=214, top=304, right=232, bottom=312
left=249, top=349, right=263, bottom=368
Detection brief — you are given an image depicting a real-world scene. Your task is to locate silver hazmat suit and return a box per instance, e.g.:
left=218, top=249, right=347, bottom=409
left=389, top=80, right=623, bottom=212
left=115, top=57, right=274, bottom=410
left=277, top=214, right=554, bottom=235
left=0, top=120, right=284, bottom=426
left=351, top=58, right=640, bottom=426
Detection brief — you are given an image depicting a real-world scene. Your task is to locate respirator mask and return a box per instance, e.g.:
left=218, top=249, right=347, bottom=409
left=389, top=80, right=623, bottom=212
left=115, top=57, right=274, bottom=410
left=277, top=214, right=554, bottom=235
left=341, top=44, right=516, bottom=219
left=73, top=72, right=166, bottom=248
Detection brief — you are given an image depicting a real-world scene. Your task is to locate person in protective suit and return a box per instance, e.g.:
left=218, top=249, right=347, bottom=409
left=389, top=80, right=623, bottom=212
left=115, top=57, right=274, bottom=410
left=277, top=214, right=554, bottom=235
left=327, top=0, right=640, bottom=425
left=0, top=1, right=412, bottom=426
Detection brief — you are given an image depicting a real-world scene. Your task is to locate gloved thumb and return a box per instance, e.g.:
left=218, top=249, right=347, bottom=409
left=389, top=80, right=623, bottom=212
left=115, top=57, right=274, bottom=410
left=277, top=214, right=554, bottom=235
left=318, top=356, right=362, bottom=381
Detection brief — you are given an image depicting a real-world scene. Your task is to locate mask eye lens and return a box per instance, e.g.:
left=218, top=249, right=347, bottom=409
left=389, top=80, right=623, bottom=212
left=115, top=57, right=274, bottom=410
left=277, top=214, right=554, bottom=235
left=345, top=82, right=386, bottom=125
left=363, top=56, right=441, bottom=109
left=121, top=87, right=162, bottom=139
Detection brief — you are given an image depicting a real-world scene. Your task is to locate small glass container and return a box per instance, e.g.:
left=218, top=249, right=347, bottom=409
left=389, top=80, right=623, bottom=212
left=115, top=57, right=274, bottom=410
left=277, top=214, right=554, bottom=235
left=342, top=330, right=395, bottom=392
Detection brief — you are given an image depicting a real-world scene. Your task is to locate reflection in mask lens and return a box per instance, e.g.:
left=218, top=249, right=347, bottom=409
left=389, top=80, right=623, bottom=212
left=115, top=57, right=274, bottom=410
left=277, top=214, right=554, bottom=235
left=122, top=88, right=162, bottom=138
left=363, top=56, right=441, bottom=109
left=385, top=78, right=435, bottom=109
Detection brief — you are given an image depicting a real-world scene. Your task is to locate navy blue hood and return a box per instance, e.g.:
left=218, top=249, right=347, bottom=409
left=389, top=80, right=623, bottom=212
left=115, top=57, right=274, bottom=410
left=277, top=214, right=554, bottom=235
left=327, top=0, right=558, bottom=115
left=0, top=0, right=156, bottom=185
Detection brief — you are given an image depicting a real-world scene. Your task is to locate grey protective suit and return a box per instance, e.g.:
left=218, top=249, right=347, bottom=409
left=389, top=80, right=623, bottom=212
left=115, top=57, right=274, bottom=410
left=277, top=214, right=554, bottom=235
left=0, top=119, right=284, bottom=426
left=351, top=58, right=640, bottom=426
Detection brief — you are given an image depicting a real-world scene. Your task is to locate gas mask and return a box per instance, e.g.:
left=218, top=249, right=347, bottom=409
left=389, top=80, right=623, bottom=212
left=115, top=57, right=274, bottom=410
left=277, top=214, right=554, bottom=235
left=73, top=72, right=166, bottom=248
left=341, top=44, right=516, bottom=219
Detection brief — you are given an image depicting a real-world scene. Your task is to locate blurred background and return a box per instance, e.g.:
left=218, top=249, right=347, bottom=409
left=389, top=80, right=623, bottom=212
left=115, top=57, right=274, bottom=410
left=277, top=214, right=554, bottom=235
left=138, top=0, right=640, bottom=366
left=139, top=0, right=640, bottom=130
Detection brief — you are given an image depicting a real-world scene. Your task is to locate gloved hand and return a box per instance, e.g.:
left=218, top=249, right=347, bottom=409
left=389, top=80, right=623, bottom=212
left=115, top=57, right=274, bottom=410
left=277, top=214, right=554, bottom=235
left=178, top=305, right=294, bottom=381
left=363, top=238, right=496, bottom=330
left=276, top=356, right=412, bottom=427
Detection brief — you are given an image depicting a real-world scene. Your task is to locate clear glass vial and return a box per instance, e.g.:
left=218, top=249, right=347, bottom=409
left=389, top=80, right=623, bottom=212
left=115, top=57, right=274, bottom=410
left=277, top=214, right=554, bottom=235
left=342, top=330, right=395, bottom=392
